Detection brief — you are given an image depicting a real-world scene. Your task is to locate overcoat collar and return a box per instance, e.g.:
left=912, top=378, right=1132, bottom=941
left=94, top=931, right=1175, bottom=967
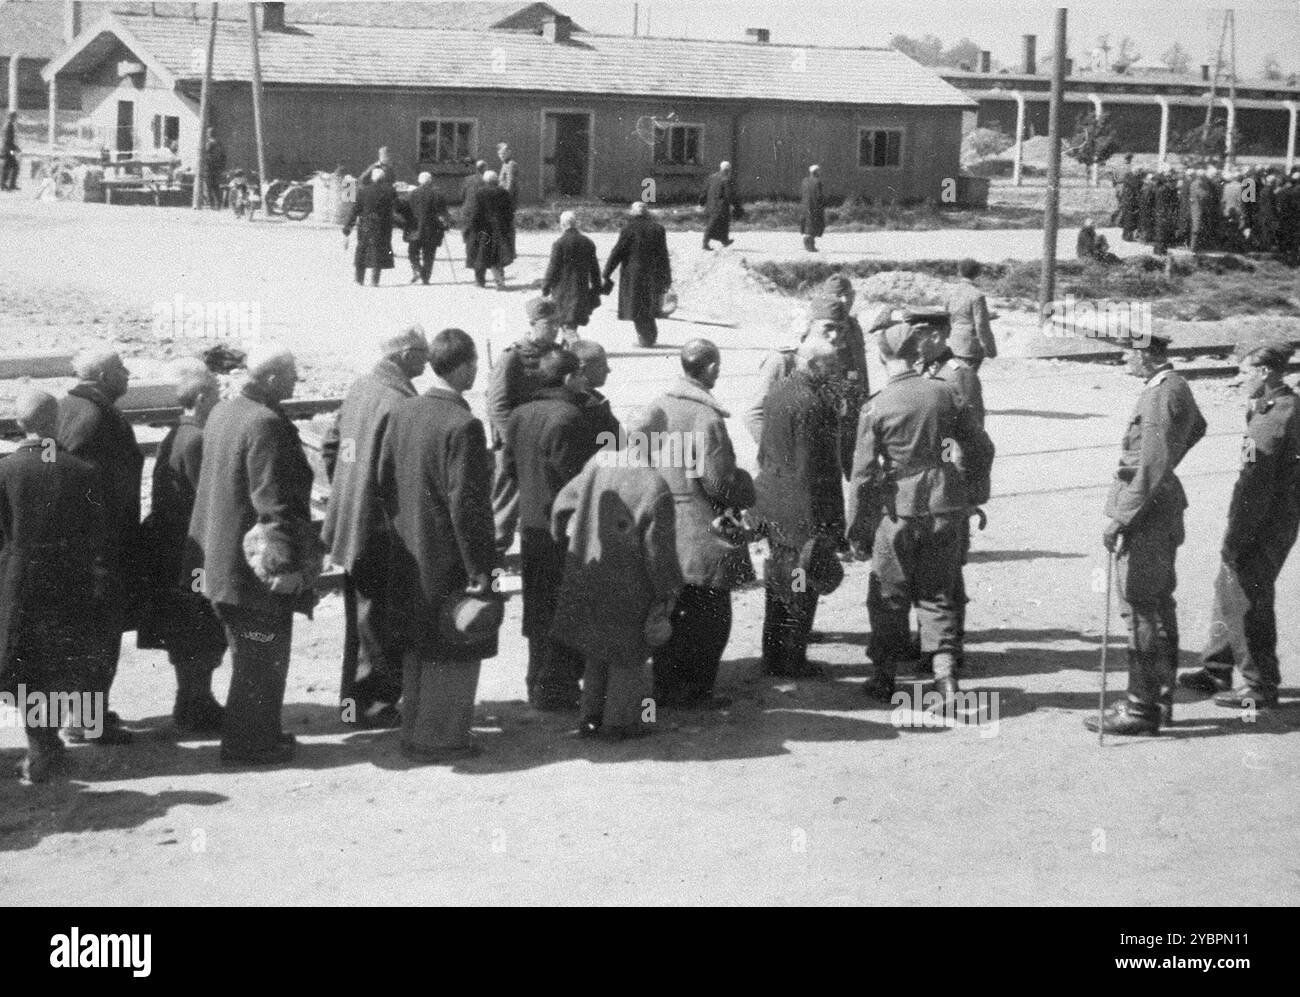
left=371, top=357, right=418, bottom=397
left=423, top=386, right=470, bottom=410
left=664, top=376, right=729, bottom=417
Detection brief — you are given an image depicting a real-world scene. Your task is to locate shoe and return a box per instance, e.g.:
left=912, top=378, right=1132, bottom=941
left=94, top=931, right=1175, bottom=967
left=65, top=717, right=134, bottom=745
left=16, top=743, right=66, bottom=784
left=636, top=338, right=657, bottom=348
left=355, top=703, right=402, bottom=729
left=578, top=719, right=602, bottom=738
left=930, top=676, right=960, bottom=713
left=220, top=735, right=297, bottom=766
left=400, top=742, right=483, bottom=764
left=598, top=724, right=654, bottom=742
left=409, top=273, right=421, bottom=283
left=1213, top=687, right=1279, bottom=709
left=175, top=696, right=224, bottom=734
left=783, top=660, right=825, bottom=679
left=1178, top=668, right=1233, bottom=695
left=861, top=674, right=896, bottom=702
left=1083, top=704, right=1160, bottom=736
left=722, top=238, right=734, bottom=247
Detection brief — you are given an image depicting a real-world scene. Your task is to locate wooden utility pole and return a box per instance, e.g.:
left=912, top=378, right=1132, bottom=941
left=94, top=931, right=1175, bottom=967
left=1039, top=7, right=1067, bottom=324
left=1203, top=11, right=1229, bottom=142
left=1226, top=9, right=1237, bottom=162
left=192, top=2, right=218, bottom=208
left=247, top=3, right=268, bottom=196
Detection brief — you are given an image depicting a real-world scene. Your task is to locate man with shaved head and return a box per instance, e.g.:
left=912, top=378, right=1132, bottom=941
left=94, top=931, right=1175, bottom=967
left=635, top=338, right=755, bottom=708
left=323, top=325, right=429, bottom=727
left=138, top=359, right=226, bottom=732
left=404, top=172, right=452, bottom=285
left=701, top=160, right=739, bottom=250
left=188, top=342, right=316, bottom=764
left=542, top=210, right=602, bottom=342
left=1, top=388, right=107, bottom=781
left=602, top=200, right=672, bottom=347
left=343, top=164, right=401, bottom=286
left=55, top=347, right=142, bottom=743
left=463, top=169, right=516, bottom=289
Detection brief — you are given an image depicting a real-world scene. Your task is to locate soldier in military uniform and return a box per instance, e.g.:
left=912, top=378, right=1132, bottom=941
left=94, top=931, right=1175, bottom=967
left=849, top=323, right=993, bottom=706
left=1181, top=339, right=1300, bottom=710
left=486, top=297, right=562, bottom=557
left=1088, top=334, right=1206, bottom=736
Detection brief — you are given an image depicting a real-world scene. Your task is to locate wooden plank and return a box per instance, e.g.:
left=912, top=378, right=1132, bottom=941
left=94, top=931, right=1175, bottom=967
left=0, top=350, right=75, bottom=379
left=0, top=396, right=342, bottom=439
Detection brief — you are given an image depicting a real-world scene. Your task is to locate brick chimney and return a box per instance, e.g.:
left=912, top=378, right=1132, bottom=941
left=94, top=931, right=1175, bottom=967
left=542, top=14, right=573, bottom=43
left=1201, top=64, right=1211, bottom=81
left=261, top=2, right=286, bottom=32
left=979, top=50, right=991, bottom=73
left=1022, top=34, right=1037, bottom=75
left=746, top=28, right=770, bottom=44
left=64, top=1, right=82, bottom=44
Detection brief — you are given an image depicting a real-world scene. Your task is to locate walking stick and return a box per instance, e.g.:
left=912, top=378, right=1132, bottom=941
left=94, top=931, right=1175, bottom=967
left=1099, top=546, right=1116, bottom=746
left=443, top=237, right=458, bottom=283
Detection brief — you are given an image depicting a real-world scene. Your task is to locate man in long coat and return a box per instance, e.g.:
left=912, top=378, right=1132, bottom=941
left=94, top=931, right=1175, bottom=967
left=542, top=210, right=602, bottom=341
left=799, top=165, right=827, bottom=252
left=463, top=170, right=516, bottom=289
left=550, top=450, right=682, bottom=740
left=0, top=389, right=106, bottom=781
left=505, top=349, right=605, bottom=709
left=187, top=344, right=318, bottom=765
left=202, top=127, right=225, bottom=207
left=323, top=327, right=428, bottom=728
left=497, top=143, right=518, bottom=204
left=602, top=201, right=672, bottom=348
left=378, top=328, right=500, bottom=763
left=3, top=111, right=21, bottom=191
left=634, top=339, right=755, bottom=709
left=753, top=338, right=847, bottom=678
left=700, top=160, right=738, bottom=250
left=138, top=360, right=226, bottom=733
left=404, top=172, right=452, bottom=285
left=458, top=159, right=487, bottom=207
left=55, top=348, right=141, bottom=744
left=1181, top=339, right=1300, bottom=710
left=1089, top=334, right=1207, bottom=736
left=343, top=167, right=402, bottom=286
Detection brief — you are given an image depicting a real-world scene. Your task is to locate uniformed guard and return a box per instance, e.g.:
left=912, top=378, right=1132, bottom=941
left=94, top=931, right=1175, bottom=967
left=849, top=323, right=993, bottom=707
left=1180, top=338, right=1300, bottom=710
left=1088, top=333, right=1206, bottom=736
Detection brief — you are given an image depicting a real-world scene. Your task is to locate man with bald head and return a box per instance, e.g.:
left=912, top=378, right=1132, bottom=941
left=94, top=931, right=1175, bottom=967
left=602, top=200, right=672, bottom=347
left=701, top=160, right=738, bottom=250
left=343, top=166, right=401, bottom=286
left=404, top=172, right=451, bottom=285
left=323, top=326, right=429, bottom=727
left=463, top=169, right=516, bottom=289
left=188, top=343, right=316, bottom=764
left=753, top=337, right=847, bottom=677
left=542, top=210, right=602, bottom=342
left=55, top=347, right=142, bottom=743
left=139, top=359, right=227, bottom=732
left=635, top=338, right=755, bottom=707
left=1, top=389, right=108, bottom=780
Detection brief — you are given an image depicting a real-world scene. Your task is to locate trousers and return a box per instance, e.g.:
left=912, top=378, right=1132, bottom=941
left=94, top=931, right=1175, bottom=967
left=652, top=585, right=732, bottom=704
left=633, top=317, right=659, bottom=347
left=341, top=561, right=404, bottom=712
left=582, top=655, right=652, bottom=731
left=491, top=447, right=520, bottom=555
left=761, top=544, right=819, bottom=670
left=1116, top=515, right=1183, bottom=717
left=407, top=237, right=441, bottom=283
left=1201, top=547, right=1291, bottom=695
left=214, top=603, right=293, bottom=755
left=401, top=655, right=481, bottom=754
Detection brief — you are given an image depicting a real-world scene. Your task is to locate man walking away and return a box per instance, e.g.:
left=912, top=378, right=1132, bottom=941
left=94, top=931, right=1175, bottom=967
left=602, top=201, right=672, bottom=348
left=3, top=111, right=21, bottom=191
left=405, top=172, right=451, bottom=284
left=463, top=170, right=516, bottom=289
left=202, top=126, right=225, bottom=207
left=701, top=161, right=738, bottom=249
left=800, top=165, right=826, bottom=252
left=944, top=259, right=997, bottom=372
left=378, top=328, right=501, bottom=763
left=323, top=326, right=429, bottom=728
left=1087, top=334, right=1206, bottom=736
left=343, top=167, right=401, bottom=286
left=1181, top=339, right=1300, bottom=710
left=543, top=211, right=602, bottom=343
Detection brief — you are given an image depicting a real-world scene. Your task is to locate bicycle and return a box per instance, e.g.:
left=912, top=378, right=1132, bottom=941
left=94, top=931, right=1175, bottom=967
left=263, top=176, right=313, bottom=221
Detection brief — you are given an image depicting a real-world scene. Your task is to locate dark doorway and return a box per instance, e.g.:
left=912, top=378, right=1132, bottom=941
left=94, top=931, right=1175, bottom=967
left=116, top=100, right=134, bottom=156
left=542, top=112, right=590, bottom=197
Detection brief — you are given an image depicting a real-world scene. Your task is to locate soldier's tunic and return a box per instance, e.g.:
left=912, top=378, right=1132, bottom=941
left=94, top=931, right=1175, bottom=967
left=1200, top=384, right=1300, bottom=696
left=1105, top=366, right=1206, bottom=717
left=848, top=370, right=992, bottom=677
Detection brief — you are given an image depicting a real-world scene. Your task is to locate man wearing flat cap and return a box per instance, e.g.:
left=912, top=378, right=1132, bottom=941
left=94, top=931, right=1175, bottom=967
left=1088, top=333, right=1206, bottom=736
left=323, top=326, right=429, bottom=728
left=849, top=322, right=993, bottom=706
left=1181, top=338, right=1299, bottom=710
left=487, top=297, right=561, bottom=556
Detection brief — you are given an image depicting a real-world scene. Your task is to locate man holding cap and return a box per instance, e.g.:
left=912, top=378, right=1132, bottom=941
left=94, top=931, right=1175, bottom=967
left=1181, top=338, right=1299, bottom=710
left=849, top=322, right=993, bottom=706
left=487, top=297, right=562, bottom=556
left=1089, top=333, right=1206, bottom=736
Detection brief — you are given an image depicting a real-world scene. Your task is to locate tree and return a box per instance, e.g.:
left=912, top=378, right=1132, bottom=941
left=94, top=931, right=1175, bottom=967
left=940, top=38, right=983, bottom=70
left=1172, top=122, right=1239, bottom=165
left=1160, top=42, right=1190, bottom=74
left=1262, top=54, right=1284, bottom=80
left=1112, top=36, right=1141, bottom=72
left=890, top=33, right=944, bottom=66
left=1067, top=111, right=1119, bottom=184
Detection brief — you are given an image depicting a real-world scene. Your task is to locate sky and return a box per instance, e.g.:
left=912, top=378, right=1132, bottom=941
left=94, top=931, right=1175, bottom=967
left=562, top=0, right=1300, bottom=77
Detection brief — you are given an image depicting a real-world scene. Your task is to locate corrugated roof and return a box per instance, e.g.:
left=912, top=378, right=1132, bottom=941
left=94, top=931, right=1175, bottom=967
left=97, top=12, right=973, bottom=107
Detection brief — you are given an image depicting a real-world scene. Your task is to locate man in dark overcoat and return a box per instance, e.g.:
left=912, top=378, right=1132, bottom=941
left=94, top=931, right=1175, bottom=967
left=635, top=339, right=755, bottom=709
left=404, top=172, right=452, bottom=285
left=602, top=201, right=672, bottom=348
left=186, top=344, right=318, bottom=765
left=377, top=328, right=500, bottom=763
left=505, top=349, right=606, bottom=709
left=487, top=297, right=562, bottom=556
left=3, top=111, right=21, bottom=191
left=799, top=164, right=827, bottom=252
left=1089, top=334, right=1207, bottom=736
left=458, top=159, right=487, bottom=207
left=139, top=360, right=226, bottom=733
left=753, top=338, right=846, bottom=678
left=202, top=127, right=226, bottom=207
left=343, top=167, right=403, bottom=286
left=323, top=326, right=428, bottom=728
left=463, top=170, right=516, bottom=289
left=570, top=340, right=620, bottom=445
left=0, top=389, right=107, bottom=782
left=55, top=348, right=142, bottom=744
left=700, top=160, right=738, bottom=250
left=1182, top=339, right=1300, bottom=710
left=542, top=210, right=602, bottom=341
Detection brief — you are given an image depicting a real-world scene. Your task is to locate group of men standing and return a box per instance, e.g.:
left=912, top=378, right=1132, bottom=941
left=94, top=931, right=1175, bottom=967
left=1114, top=157, right=1300, bottom=257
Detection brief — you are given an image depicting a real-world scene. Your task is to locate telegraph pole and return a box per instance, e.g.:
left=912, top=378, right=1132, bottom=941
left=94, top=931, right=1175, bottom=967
left=192, top=2, right=218, bottom=208
left=247, top=2, right=268, bottom=196
left=1039, top=7, right=1068, bottom=324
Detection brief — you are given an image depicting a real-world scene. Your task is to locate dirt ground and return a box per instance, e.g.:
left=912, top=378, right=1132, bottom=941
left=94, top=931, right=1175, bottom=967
left=1, top=197, right=1297, bottom=906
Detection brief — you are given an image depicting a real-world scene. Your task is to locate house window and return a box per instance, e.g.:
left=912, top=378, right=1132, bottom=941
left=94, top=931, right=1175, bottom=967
left=654, top=123, right=703, bottom=166
left=418, top=118, right=476, bottom=165
left=151, top=114, right=180, bottom=149
left=858, top=128, right=903, bottom=168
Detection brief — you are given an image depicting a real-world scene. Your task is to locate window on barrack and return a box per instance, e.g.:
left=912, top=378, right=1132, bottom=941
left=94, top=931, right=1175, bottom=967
left=858, top=128, right=903, bottom=168
left=418, top=118, right=477, bottom=164
left=654, top=123, right=703, bottom=166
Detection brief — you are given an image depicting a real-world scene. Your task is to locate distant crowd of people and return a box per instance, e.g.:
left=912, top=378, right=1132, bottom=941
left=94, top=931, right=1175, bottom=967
left=1113, top=155, right=1300, bottom=257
